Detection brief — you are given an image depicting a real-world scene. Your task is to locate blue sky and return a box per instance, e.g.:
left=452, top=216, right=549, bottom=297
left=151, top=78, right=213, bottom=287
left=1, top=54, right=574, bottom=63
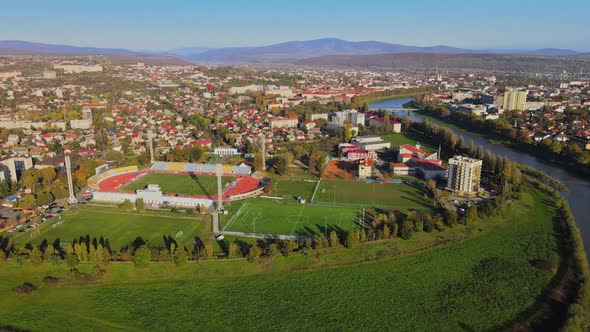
left=1, top=0, right=589, bottom=51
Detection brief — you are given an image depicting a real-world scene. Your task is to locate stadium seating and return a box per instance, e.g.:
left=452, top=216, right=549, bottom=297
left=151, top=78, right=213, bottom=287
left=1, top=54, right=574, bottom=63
left=167, top=162, right=186, bottom=171
left=183, top=163, right=203, bottom=172
left=234, top=165, right=252, bottom=175
left=151, top=162, right=168, bottom=171
left=222, top=165, right=234, bottom=174
left=201, top=164, right=216, bottom=173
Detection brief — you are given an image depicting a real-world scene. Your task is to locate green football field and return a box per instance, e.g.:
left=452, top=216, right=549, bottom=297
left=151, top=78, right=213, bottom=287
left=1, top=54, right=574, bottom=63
left=19, top=209, right=208, bottom=251
left=222, top=198, right=360, bottom=236
left=312, top=179, right=431, bottom=209
left=269, top=178, right=318, bottom=201
left=123, top=173, right=234, bottom=196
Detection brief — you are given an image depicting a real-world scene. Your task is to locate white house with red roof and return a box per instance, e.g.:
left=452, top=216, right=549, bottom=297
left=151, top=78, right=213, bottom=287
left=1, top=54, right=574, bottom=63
left=392, top=144, right=447, bottom=180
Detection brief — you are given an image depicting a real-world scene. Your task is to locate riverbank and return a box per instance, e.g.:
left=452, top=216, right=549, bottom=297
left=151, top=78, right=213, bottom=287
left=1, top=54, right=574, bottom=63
left=413, top=106, right=590, bottom=181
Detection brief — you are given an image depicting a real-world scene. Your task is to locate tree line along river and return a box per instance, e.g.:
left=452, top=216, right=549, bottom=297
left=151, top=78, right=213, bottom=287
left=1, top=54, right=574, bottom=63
left=370, top=97, right=590, bottom=254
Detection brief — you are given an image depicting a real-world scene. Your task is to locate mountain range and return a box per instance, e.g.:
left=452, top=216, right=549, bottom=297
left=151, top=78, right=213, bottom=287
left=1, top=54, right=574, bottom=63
left=0, top=38, right=584, bottom=65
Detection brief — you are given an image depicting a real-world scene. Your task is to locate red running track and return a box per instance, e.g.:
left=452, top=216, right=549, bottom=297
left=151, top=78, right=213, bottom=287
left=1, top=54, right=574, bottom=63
left=96, top=170, right=261, bottom=200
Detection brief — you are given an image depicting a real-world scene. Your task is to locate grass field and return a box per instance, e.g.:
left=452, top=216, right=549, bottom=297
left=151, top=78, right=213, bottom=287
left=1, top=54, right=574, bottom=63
left=313, top=179, right=431, bottom=209
left=13, top=209, right=209, bottom=251
left=222, top=198, right=359, bottom=236
left=268, top=178, right=317, bottom=200
left=123, top=173, right=234, bottom=196
left=0, top=187, right=563, bottom=331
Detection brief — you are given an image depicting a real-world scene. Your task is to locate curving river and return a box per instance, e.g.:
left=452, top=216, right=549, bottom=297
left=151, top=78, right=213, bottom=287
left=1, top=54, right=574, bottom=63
left=370, top=97, right=590, bottom=253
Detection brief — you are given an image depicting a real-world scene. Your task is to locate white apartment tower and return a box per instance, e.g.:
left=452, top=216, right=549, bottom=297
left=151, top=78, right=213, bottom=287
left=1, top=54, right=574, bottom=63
left=446, top=156, right=483, bottom=194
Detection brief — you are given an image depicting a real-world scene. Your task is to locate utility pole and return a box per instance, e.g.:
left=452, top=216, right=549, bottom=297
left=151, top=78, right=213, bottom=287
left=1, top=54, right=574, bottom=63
left=65, top=156, right=78, bottom=206
left=216, top=163, right=223, bottom=213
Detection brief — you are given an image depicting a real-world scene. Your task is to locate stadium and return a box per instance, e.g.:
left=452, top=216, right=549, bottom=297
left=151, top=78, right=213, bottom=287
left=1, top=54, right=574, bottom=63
left=87, top=161, right=265, bottom=209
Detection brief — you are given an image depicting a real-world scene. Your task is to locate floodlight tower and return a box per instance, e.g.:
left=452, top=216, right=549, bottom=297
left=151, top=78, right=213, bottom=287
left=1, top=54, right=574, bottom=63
left=259, top=134, right=266, bottom=171
left=216, top=163, right=223, bottom=212
left=65, top=155, right=78, bottom=206
left=147, top=130, right=155, bottom=164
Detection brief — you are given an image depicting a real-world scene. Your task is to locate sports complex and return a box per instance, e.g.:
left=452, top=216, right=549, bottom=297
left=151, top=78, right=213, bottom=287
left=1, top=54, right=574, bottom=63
left=79, top=160, right=432, bottom=239
left=88, top=161, right=265, bottom=209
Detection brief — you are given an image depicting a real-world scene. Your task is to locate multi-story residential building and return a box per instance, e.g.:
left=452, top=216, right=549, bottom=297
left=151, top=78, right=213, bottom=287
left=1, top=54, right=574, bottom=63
left=270, top=117, right=298, bottom=129
left=446, top=156, right=483, bottom=194
left=358, top=159, right=373, bottom=179
left=0, top=156, right=33, bottom=183
left=502, top=89, right=528, bottom=111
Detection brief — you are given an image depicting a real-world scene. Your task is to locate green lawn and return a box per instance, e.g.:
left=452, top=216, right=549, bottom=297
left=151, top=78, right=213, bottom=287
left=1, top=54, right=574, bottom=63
left=13, top=209, right=209, bottom=251
left=123, top=173, right=234, bottom=196
left=0, top=187, right=562, bottom=331
left=268, top=178, right=318, bottom=201
left=313, top=179, right=431, bottom=209
left=222, top=198, right=360, bottom=235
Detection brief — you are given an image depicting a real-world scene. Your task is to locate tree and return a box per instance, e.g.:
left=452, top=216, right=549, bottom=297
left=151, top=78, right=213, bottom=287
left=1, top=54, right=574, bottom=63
left=29, top=247, right=44, bottom=265
left=400, top=221, right=414, bottom=240
left=445, top=210, right=458, bottom=227
left=465, top=206, right=479, bottom=225
left=344, top=230, right=359, bottom=248
left=343, top=123, right=353, bottom=143
left=328, top=230, right=339, bottom=248
left=227, top=241, right=239, bottom=258
left=119, top=199, right=134, bottom=212
left=136, top=198, right=145, bottom=213
left=65, top=254, right=79, bottom=270
left=133, top=245, right=151, bottom=268
left=173, top=247, right=188, bottom=266
left=383, top=224, right=391, bottom=239
left=204, top=241, right=214, bottom=260
left=247, top=244, right=262, bottom=262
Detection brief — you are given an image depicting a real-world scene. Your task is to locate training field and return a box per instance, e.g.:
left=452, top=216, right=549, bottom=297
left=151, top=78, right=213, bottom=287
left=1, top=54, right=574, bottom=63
left=20, top=209, right=207, bottom=251
left=222, top=198, right=360, bottom=236
left=123, top=173, right=234, bottom=196
left=312, top=179, right=430, bottom=209
left=269, top=179, right=317, bottom=201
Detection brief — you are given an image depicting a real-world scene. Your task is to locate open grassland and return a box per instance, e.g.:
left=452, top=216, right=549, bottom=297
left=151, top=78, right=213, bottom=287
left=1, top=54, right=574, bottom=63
left=222, top=198, right=359, bottom=235
left=313, top=179, right=431, bottom=209
left=10, top=209, right=209, bottom=251
left=123, top=173, right=233, bottom=196
left=0, top=187, right=564, bottom=331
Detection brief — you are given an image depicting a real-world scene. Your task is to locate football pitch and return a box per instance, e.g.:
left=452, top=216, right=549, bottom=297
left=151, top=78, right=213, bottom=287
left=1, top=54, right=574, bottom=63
left=269, top=179, right=318, bottom=201
left=123, top=173, right=234, bottom=196
left=222, top=198, right=360, bottom=236
left=19, top=209, right=208, bottom=251
left=312, top=179, right=431, bottom=209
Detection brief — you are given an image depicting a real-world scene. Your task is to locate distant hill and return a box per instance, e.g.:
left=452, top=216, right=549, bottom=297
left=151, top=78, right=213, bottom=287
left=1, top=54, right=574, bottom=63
left=0, top=39, right=585, bottom=65
left=0, top=40, right=138, bottom=55
left=294, top=52, right=590, bottom=73
left=185, top=38, right=481, bottom=63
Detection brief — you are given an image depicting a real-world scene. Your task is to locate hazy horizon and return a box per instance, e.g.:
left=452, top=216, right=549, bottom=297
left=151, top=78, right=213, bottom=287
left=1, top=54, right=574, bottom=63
left=2, top=0, right=589, bottom=52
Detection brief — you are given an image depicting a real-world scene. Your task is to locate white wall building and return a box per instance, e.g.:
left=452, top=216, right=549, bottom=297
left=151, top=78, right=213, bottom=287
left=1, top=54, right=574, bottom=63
left=446, top=156, right=483, bottom=194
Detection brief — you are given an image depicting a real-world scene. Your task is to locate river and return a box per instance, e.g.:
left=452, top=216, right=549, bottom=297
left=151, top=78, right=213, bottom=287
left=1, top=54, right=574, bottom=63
left=370, top=97, right=590, bottom=252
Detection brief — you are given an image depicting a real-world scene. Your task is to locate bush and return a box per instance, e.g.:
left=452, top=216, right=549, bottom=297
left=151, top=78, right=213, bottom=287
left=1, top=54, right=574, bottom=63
left=13, top=282, right=37, bottom=295
left=133, top=245, right=151, bottom=268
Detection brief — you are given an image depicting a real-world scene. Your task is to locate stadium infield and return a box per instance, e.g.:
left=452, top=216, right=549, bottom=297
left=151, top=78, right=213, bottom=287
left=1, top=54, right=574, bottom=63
left=312, top=179, right=431, bottom=209
left=222, top=198, right=360, bottom=236
left=122, top=173, right=234, bottom=196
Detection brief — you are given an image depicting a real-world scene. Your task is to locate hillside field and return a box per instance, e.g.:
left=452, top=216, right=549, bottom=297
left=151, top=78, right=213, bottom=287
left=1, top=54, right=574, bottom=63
left=0, top=187, right=562, bottom=331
